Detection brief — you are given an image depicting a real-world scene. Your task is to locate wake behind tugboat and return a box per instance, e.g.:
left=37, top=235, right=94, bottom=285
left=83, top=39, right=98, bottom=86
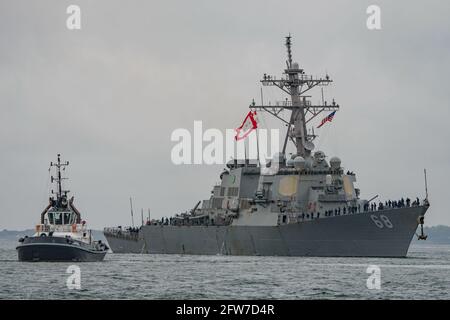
left=16, top=154, right=108, bottom=262
left=105, top=36, right=430, bottom=257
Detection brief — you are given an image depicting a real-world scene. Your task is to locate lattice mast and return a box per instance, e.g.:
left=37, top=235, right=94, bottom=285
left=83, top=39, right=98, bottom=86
left=50, top=154, right=69, bottom=200
left=251, top=35, right=339, bottom=157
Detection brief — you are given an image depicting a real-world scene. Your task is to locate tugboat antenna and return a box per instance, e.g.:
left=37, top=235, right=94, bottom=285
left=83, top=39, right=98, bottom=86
left=57, top=154, right=63, bottom=198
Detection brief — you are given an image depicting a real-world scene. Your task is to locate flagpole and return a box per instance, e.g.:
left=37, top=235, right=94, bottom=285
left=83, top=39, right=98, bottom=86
left=256, top=128, right=260, bottom=167
left=244, top=137, right=247, bottom=166
left=129, top=197, right=135, bottom=227
left=258, top=89, right=263, bottom=167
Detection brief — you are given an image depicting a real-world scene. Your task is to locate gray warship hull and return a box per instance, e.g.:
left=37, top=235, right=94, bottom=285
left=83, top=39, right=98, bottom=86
left=105, top=205, right=427, bottom=257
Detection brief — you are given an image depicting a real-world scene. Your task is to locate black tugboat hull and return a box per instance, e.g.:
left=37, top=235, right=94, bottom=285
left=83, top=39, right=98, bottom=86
left=16, top=237, right=107, bottom=262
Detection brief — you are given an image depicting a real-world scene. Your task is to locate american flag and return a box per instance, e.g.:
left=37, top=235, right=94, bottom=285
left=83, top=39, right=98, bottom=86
left=317, top=111, right=336, bottom=128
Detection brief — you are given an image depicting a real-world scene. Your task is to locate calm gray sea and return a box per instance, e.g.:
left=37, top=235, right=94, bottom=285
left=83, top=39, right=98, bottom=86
left=1, top=240, right=449, bottom=299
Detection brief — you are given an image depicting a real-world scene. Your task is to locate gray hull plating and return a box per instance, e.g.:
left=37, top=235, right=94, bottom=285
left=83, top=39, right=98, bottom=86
left=104, top=234, right=146, bottom=254
left=105, top=206, right=427, bottom=257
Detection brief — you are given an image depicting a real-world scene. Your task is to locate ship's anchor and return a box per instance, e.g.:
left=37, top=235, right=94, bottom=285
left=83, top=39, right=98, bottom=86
left=416, top=216, right=428, bottom=240
left=416, top=169, right=429, bottom=240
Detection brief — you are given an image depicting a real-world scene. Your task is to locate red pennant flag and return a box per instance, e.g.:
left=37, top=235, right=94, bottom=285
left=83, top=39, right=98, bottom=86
left=235, top=111, right=258, bottom=141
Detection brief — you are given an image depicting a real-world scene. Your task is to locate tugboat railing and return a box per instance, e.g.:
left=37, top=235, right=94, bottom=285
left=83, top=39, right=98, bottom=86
left=35, top=224, right=87, bottom=234
left=103, top=227, right=140, bottom=241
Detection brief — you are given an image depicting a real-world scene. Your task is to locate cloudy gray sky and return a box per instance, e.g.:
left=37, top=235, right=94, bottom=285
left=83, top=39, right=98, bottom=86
left=1, top=0, right=449, bottom=229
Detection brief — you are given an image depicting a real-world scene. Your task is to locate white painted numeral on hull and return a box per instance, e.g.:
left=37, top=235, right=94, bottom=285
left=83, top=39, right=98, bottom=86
left=380, top=215, right=393, bottom=228
left=370, top=214, right=393, bottom=229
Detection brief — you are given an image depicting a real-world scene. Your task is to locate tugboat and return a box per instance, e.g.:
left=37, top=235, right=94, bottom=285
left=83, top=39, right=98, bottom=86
left=17, top=154, right=108, bottom=262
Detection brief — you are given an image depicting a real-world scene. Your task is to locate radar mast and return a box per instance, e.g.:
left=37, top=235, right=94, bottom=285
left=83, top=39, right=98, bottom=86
left=50, top=154, right=70, bottom=203
left=251, top=35, right=339, bottom=157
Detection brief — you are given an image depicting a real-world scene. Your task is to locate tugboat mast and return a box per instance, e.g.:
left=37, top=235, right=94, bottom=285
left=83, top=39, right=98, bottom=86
left=251, top=35, right=339, bottom=157
left=50, top=154, right=69, bottom=201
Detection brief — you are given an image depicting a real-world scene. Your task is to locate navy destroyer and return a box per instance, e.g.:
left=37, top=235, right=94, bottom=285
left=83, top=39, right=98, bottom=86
left=104, top=36, right=429, bottom=257
left=17, top=154, right=108, bottom=262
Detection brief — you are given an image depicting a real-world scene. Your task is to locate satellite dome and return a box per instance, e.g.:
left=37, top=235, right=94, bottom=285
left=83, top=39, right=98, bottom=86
left=314, top=151, right=326, bottom=161
left=329, top=157, right=341, bottom=169
left=293, top=156, right=305, bottom=169
left=292, top=62, right=299, bottom=69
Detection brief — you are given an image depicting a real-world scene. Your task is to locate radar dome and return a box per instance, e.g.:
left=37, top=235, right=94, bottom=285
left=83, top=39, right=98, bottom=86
left=329, top=157, right=341, bottom=169
left=292, top=62, right=299, bottom=69
left=293, top=156, right=305, bottom=169
left=314, top=151, right=326, bottom=161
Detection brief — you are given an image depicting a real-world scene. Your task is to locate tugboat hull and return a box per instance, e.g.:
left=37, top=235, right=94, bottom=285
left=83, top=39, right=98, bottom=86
left=16, top=237, right=107, bottom=262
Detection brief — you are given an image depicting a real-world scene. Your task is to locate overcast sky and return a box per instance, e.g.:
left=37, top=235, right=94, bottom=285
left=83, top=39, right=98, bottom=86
left=1, top=0, right=449, bottom=229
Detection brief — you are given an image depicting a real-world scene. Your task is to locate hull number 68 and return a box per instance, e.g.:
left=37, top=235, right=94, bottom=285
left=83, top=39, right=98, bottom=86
left=370, top=214, right=393, bottom=229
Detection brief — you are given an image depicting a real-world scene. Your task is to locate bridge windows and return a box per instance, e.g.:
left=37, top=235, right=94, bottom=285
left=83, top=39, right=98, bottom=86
left=46, top=211, right=76, bottom=225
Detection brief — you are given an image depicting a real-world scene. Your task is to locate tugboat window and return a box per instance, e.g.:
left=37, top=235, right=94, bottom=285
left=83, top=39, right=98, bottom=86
left=64, top=212, right=72, bottom=225
left=54, top=212, right=62, bottom=225
left=47, top=212, right=54, bottom=224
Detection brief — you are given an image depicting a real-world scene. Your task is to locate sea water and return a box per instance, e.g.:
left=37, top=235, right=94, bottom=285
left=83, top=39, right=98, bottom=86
left=1, top=240, right=449, bottom=299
